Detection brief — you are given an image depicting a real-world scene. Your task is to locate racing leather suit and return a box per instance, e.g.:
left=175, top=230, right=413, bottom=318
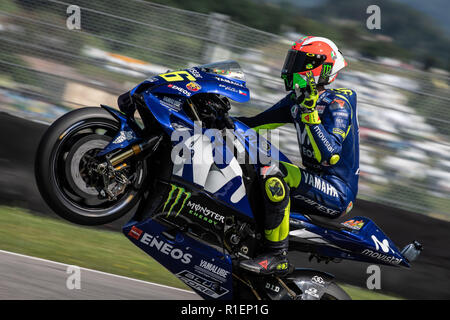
left=237, top=87, right=359, bottom=274
left=239, top=87, right=360, bottom=220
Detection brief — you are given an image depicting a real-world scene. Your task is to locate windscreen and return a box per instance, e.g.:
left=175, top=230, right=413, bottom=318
left=199, top=60, right=245, bottom=81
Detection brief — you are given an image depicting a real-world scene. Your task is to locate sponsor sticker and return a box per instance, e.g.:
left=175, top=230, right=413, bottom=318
left=330, top=50, right=337, bottom=61
left=362, top=249, right=402, bottom=265
left=161, top=96, right=183, bottom=111
left=214, top=76, right=245, bottom=88
left=144, top=77, right=158, bottom=82
left=186, top=82, right=201, bottom=92
left=265, top=282, right=281, bottom=293
left=345, top=201, right=354, bottom=214
left=162, top=185, right=225, bottom=226
left=332, top=128, right=346, bottom=137
left=371, top=235, right=393, bottom=253
left=341, top=218, right=364, bottom=230
left=167, top=84, right=192, bottom=97
left=291, top=105, right=299, bottom=118
left=128, top=226, right=143, bottom=240
left=113, top=130, right=135, bottom=144
left=218, top=84, right=238, bottom=93
left=304, top=287, right=320, bottom=299
left=187, top=68, right=202, bottom=79
left=361, top=235, right=402, bottom=265
left=293, top=194, right=340, bottom=216
left=330, top=99, right=346, bottom=110
left=316, top=104, right=326, bottom=114
left=176, top=270, right=229, bottom=299
left=127, top=226, right=192, bottom=264
left=322, top=97, right=332, bottom=104
left=333, top=111, right=349, bottom=118
left=311, top=275, right=325, bottom=286
left=186, top=201, right=225, bottom=225
left=302, top=171, right=339, bottom=198
left=163, top=184, right=191, bottom=218
left=194, top=259, right=230, bottom=283
left=312, top=126, right=335, bottom=153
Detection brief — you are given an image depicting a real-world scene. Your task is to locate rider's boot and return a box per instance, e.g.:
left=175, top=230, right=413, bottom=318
left=240, top=171, right=291, bottom=275
left=239, top=238, right=290, bottom=275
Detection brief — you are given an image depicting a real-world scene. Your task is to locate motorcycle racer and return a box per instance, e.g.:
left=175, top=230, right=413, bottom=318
left=238, top=36, right=360, bottom=275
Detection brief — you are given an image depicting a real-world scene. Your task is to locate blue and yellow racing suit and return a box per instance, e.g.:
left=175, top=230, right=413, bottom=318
left=238, top=88, right=360, bottom=219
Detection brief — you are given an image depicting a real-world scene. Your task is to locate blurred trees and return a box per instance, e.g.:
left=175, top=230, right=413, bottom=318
left=310, top=0, right=450, bottom=70
left=149, top=0, right=450, bottom=70
left=6, top=0, right=450, bottom=70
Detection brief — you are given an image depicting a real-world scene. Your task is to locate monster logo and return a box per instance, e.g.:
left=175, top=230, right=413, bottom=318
left=163, top=184, right=191, bottom=217
left=320, top=63, right=333, bottom=81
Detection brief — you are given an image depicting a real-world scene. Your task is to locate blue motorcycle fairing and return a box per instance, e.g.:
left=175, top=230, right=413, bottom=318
left=97, top=65, right=250, bottom=159
left=123, top=218, right=233, bottom=300
left=289, top=214, right=410, bottom=268
left=132, top=66, right=250, bottom=103
left=166, top=119, right=291, bottom=220
left=170, top=124, right=255, bottom=219
left=98, top=61, right=415, bottom=299
left=132, top=69, right=251, bottom=136
left=233, top=120, right=292, bottom=165
left=97, top=105, right=142, bottom=157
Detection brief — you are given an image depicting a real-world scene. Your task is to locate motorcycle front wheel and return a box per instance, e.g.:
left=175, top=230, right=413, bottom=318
left=35, top=107, right=146, bottom=226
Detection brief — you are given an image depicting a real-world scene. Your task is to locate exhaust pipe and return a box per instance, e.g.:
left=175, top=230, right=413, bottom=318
left=401, top=240, right=423, bottom=262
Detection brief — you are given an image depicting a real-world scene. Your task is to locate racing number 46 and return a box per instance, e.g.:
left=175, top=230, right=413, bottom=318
left=159, top=70, right=196, bottom=82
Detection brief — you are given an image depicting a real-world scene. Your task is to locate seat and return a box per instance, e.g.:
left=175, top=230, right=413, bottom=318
left=304, top=214, right=354, bottom=232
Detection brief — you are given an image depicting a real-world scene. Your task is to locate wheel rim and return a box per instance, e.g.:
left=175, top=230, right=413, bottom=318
left=50, top=119, right=145, bottom=218
left=65, top=135, right=110, bottom=198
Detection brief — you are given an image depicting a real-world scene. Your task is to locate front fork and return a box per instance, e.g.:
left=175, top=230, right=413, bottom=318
left=108, top=135, right=162, bottom=167
left=98, top=104, right=163, bottom=166
left=97, top=135, right=163, bottom=201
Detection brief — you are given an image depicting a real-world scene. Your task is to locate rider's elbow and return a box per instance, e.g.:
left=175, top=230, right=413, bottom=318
left=327, top=153, right=341, bottom=166
left=318, top=151, right=341, bottom=166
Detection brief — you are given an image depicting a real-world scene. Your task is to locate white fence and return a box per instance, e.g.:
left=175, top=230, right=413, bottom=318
left=0, top=0, right=449, bottom=218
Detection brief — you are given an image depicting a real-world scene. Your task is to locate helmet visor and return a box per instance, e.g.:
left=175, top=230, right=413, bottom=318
left=281, top=49, right=327, bottom=75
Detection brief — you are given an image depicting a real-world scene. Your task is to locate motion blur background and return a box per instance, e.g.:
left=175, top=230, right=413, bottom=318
left=0, top=0, right=449, bottom=299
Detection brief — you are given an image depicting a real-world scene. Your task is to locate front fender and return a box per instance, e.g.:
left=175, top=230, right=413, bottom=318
left=96, top=105, right=142, bottom=157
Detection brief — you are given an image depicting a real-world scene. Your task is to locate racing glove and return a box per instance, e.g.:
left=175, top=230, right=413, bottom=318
left=295, top=72, right=320, bottom=125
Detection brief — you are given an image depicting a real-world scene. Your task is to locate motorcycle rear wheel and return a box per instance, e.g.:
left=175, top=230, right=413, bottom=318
left=319, top=282, right=351, bottom=300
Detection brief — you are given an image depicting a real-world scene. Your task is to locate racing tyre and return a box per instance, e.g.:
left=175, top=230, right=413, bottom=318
left=320, top=282, right=352, bottom=300
left=35, top=107, right=146, bottom=225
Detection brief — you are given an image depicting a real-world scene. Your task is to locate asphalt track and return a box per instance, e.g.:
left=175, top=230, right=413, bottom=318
left=0, top=250, right=200, bottom=300
left=0, top=111, right=449, bottom=299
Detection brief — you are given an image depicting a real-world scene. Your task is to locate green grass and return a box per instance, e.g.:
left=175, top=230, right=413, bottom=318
left=0, top=206, right=402, bottom=299
left=0, top=206, right=190, bottom=291
left=340, top=284, right=402, bottom=300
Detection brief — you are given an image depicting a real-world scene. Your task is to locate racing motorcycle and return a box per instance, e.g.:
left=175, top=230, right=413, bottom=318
left=35, top=61, right=422, bottom=300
